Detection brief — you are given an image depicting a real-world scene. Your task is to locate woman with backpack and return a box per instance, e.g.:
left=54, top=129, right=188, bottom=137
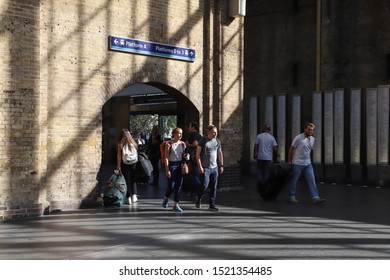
left=162, top=127, right=187, bottom=212
left=117, top=129, right=139, bottom=205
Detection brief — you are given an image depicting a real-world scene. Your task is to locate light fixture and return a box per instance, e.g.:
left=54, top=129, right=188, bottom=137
left=229, top=0, right=246, bottom=18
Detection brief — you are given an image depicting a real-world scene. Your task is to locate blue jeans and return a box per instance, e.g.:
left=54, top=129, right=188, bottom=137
left=198, top=167, right=219, bottom=206
left=288, top=163, right=319, bottom=199
left=165, top=161, right=183, bottom=202
left=191, top=163, right=202, bottom=194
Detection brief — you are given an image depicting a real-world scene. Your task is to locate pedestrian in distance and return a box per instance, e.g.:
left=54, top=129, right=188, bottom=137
left=253, top=124, right=278, bottom=185
left=117, top=129, right=139, bottom=205
left=147, top=125, right=162, bottom=186
left=287, top=122, right=325, bottom=204
left=162, top=127, right=187, bottom=212
left=195, top=124, right=224, bottom=211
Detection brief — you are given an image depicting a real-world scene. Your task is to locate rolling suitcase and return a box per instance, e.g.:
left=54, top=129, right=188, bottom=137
left=257, top=163, right=290, bottom=201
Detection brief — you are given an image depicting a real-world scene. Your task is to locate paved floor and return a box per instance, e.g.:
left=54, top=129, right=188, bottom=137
left=1, top=171, right=390, bottom=260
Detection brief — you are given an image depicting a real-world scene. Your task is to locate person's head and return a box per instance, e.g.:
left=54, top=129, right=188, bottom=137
left=187, top=121, right=199, bottom=132
left=171, top=127, right=183, bottom=140
left=206, top=124, right=218, bottom=139
left=118, top=129, right=138, bottom=148
left=262, top=124, right=271, bottom=133
left=304, top=122, right=315, bottom=137
left=151, top=125, right=159, bottom=134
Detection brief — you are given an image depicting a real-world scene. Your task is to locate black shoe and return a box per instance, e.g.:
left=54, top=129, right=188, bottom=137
left=195, top=196, right=202, bottom=209
left=208, top=205, right=220, bottom=211
left=312, top=198, right=326, bottom=205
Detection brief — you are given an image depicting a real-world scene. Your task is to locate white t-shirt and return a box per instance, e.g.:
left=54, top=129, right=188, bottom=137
left=168, top=141, right=186, bottom=162
left=291, top=133, right=315, bottom=165
left=255, top=133, right=277, bottom=160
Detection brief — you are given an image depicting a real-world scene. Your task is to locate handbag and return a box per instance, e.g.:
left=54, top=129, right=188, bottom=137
left=181, top=162, right=189, bottom=175
left=137, top=152, right=154, bottom=178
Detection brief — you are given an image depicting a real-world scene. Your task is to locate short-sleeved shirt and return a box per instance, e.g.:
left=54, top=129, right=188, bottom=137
left=187, top=131, right=202, bottom=154
left=168, top=141, right=186, bottom=162
left=255, top=133, right=277, bottom=160
left=199, top=137, right=221, bottom=168
left=291, top=133, right=315, bottom=165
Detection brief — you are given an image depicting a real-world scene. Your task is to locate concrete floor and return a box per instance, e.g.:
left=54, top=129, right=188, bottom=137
left=1, top=171, right=390, bottom=260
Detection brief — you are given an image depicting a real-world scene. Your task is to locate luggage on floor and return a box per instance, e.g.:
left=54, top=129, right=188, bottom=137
left=257, top=163, right=291, bottom=201
left=103, top=172, right=127, bottom=207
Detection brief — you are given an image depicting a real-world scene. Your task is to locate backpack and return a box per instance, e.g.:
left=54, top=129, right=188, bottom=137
left=160, top=141, right=171, bottom=165
left=122, top=144, right=138, bottom=165
left=137, top=151, right=153, bottom=178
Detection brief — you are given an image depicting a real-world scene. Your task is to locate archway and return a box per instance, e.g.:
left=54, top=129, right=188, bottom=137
left=101, top=82, right=199, bottom=166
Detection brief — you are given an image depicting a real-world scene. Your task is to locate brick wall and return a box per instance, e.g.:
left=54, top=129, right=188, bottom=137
left=0, top=0, right=244, bottom=220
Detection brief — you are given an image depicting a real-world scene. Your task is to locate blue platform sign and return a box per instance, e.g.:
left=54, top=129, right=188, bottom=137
left=109, top=35, right=195, bottom=62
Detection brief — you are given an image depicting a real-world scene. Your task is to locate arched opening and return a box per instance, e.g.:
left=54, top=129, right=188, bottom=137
left=101, top=82, right=199, bottom=167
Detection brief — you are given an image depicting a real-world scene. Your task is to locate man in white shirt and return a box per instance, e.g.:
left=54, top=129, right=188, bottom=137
left=287, top=122, right=325, bottom=204
left=253, top=124, right=278, bottom=184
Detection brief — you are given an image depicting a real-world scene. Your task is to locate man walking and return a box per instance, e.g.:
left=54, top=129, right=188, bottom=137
left=253, top=124, right=278, bottom=185
left=186, top=122, right=202, bottom=196
left=195, top=124, right=224, bottom=211
left=288, top=122, right=325, bottom=204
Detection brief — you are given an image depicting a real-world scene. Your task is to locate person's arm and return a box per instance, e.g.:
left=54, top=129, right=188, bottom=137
left=272, top=145, right=279, bottom=163
left=165, top=143, right=171, bottom=178
left=218, top=148, right=224, bottom=174
left=195, top=145, right=203, bottom=174
left=186, top=136, right=199, bottom=148
left=253, top=144, right=258, bottom=160
left=189, top=140, right=199, bottom=148
left=288, top=145, right=295, bottom=164
left=117, top=145, right=122, bottom=172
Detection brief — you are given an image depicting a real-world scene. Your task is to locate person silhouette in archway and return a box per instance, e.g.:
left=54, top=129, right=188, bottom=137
left=147, top=125, right=162, bottom=186
left=185, top=121, right=202, bottom=196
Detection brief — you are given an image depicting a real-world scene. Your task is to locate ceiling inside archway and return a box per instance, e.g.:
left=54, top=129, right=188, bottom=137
left=114, top=83, right=165, bottom=97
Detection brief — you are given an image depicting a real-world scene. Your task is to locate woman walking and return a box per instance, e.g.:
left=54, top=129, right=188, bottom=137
left=117, top=129, right=139, bottom=205
left=162, top=127, right=187, bottom=212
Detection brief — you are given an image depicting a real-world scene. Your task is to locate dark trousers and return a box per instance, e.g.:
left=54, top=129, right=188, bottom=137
left=149, top=156, right=160, bottom=184
left=256, top=159, right=272, bottom=184
left=191, top=163, right=202, bottom=194
left=165, top=161, right=183, bottom=202
left=121, top=161, right=137, bottom=198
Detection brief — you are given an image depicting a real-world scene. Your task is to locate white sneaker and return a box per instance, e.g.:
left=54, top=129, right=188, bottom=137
left=125, top=197, right=131, bottom=205
left=289, top=197, right=299, bottom=203
left=131, top=194, right=138, bottom=203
